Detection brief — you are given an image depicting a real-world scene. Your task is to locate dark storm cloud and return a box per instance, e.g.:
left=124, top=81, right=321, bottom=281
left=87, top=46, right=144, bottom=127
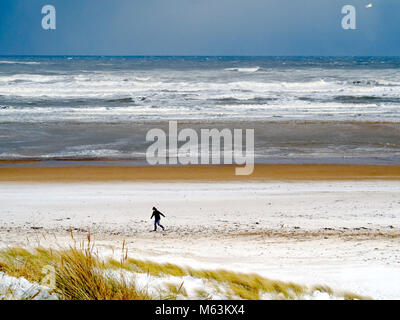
left=0, top=0, right=398, bottom=55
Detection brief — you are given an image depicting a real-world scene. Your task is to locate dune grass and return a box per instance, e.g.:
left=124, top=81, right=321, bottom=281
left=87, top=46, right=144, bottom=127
left=105, top=257, right=368, bottom=300
left=56, top=245, right=151, bottom=300
left=0, top=236, right=370, bottom=300
left=0, top=236, right=150, bottom=300
left=0, top=247, right=58, bottom=282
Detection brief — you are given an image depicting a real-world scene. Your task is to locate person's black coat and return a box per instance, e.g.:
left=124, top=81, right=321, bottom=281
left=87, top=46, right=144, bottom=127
left=151, top=210, right=165, bottom=221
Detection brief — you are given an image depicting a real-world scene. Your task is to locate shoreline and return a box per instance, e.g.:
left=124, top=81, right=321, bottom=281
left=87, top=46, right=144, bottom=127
left=0, top=164, right=400, bottom=182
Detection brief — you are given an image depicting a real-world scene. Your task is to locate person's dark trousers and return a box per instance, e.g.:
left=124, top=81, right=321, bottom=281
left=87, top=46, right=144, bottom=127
left=154, top=219, right=165, bottom=231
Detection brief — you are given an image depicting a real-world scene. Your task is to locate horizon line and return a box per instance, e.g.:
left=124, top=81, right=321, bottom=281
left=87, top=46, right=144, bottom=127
left=1, top=55, right=400, bottom=58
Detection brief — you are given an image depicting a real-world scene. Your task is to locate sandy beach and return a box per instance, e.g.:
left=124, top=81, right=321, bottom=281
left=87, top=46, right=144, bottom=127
left=1, top=165, right=399, bottom=299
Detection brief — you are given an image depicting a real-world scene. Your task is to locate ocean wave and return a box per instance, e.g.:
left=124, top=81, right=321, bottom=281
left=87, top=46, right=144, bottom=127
left=0, top=74, right=67, bottom=84
left=333, top=95, right=400, bottom=104
left=1, top=57, right=400, bottom=123
left=349, top=79, right=400, bottom=87
left=210, top=96, right=278, bottom=105
left=2, top=75, right=399, bottom=100
left=105, top=97, right=135, bottom=103
left=134, top=77, right=151, bottom=81
left=0, top=60, right=41, bottom=65
left=225, top=67, right=260, bottom=73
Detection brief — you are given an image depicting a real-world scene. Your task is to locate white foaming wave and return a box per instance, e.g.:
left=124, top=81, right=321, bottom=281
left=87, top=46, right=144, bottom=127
left=41, top=149, right=124, bottom=159
left=26, top=105, right=190, bottom=113
left=0, top=74, right=68, bottom=83
left=73, top=72, right=151, bottom=82
left=225, top=67, right=260, bottom=73
left=0, top=60, right=41, bottom=65
left=1, top=101, right=399, bottom=124
left=0, top=105, right=230, bottom=124
left=2, top=75, right=400, bottom=108
left=0, top=86, right=141, bottom=98
left=376, top=79, right=400, bottom=87
left=0, top=77, right=333, bottom=99
left=190, top=80, right=340, bottom=93
left=0, top=72, right=152, bottom=87
left=0, top=153, right=35, bottom=160
left=134, top=77, right=151, bottom=81
left=219, top=102, right=381, bottom=111
left=75, top=80, right=124, bottom=87
left=0, top=74, right=377, bottom=90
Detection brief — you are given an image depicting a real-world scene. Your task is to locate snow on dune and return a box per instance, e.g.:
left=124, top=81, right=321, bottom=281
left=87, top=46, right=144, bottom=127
left=0, top=272, right=58, bottom=300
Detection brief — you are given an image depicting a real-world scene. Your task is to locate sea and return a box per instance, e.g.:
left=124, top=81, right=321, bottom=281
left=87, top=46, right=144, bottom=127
left=0, top=56, right=399, bottom=165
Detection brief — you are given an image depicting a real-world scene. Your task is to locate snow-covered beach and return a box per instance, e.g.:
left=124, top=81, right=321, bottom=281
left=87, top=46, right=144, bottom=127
left=1, top=180, right=399, bottom=299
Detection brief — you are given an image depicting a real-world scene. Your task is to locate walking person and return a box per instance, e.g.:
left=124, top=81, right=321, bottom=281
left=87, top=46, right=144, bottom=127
left=151, top=207, right=165, bottom=231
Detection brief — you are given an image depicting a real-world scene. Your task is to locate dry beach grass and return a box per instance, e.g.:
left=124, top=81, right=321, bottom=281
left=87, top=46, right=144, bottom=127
left=0, top=234, right=369, bottom=300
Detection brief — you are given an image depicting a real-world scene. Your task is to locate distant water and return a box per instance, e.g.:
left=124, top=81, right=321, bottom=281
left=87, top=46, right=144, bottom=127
left=0, top=56, right=399, bottom=163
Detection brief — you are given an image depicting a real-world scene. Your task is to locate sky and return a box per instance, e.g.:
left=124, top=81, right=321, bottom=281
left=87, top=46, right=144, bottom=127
left=0, top=0, right=398, bottom=56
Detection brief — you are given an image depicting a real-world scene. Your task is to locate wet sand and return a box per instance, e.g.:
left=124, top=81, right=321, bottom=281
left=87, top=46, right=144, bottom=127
left=0, top=164, right=400, bottom=182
